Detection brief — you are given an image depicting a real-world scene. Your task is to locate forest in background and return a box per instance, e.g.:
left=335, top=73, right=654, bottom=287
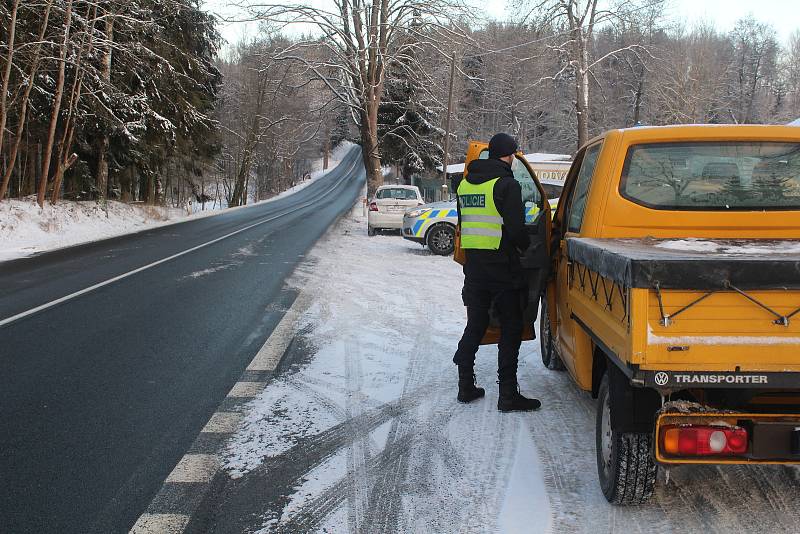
left=1, top=0, right=799, bottom=209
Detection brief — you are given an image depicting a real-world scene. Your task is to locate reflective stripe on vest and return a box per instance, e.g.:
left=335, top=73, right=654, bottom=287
left=458, top=177, right=502, bottom=250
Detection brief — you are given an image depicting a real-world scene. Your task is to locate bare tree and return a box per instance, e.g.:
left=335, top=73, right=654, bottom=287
left=238, top=0, right=468, bottom=194
left=726, top=16, right=778, bottom=124
left=516, top=0, right=664, bottom=149
left=0, top=0, right=55, bottom=200
left=0, top=0, right=20, bottom=161
left=37, top=0, right=74, bottom=207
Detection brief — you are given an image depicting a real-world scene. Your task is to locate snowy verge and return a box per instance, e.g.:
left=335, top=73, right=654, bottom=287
left=0, top=142, right=356, bottom=262
left=221, top=205, right=552, bottom=533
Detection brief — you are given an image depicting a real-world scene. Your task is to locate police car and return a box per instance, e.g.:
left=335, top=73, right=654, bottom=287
left=403, top=197, right=560, bottom=255
left=402, top=200, right=459, bottom=255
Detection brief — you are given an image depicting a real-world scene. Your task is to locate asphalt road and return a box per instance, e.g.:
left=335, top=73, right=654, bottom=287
left=0, top=147, right=366, bottom=533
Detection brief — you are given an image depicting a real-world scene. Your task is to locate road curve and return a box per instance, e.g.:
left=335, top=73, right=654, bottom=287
left=0, top=147, right=365, bottom=533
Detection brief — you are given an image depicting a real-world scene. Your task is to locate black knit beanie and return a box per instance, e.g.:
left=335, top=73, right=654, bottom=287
left=488, top=133, right=519, bottom=159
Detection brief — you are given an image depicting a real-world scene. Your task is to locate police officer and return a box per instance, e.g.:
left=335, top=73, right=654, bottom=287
left=453, top=133, right=541, bottom=412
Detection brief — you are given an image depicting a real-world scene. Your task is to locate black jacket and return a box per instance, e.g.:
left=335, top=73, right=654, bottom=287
left=458, top=158, right=530, bottom=287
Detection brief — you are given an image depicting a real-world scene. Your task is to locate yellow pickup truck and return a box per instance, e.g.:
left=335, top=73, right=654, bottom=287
left=534, top=125, right=800, bottom=505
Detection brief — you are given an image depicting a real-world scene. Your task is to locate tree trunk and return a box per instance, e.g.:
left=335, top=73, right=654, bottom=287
left=575, top=45, right=590, bottom=150
left=0, top=0, right=53, bottom=200
left=51, top=4, right=94, bottom=204
left=96, top=9, right=115, bottom=205
left=323, top=129, right=330, bottom=171
left=0, top=0, right=20, bottom=161
left=360, top=99, right=383, bottom=196
left=38, top=0, right=74, bottom=208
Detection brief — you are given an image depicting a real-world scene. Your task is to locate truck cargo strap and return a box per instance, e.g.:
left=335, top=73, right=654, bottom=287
left=653, top=280, right=800, bottom=327
left=654, top=281, right=800, bottom=327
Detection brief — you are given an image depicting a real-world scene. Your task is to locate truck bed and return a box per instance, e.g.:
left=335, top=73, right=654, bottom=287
left=567, top=238, right=800, bottom=290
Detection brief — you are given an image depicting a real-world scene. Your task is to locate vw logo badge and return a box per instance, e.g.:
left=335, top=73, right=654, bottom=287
left=654, top=372, right=669, bottom=386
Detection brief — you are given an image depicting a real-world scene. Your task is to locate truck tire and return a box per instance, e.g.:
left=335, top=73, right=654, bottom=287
left=539, top=296, right=565, bottom=371
left=596, top=373, right=658, bottom=505
left=368, top=225, right=376, bottom=237
left=426, top=224, right=455, bottom=255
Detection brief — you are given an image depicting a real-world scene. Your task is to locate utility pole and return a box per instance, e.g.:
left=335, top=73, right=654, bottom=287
left=441, top=51, right=456, bottom=201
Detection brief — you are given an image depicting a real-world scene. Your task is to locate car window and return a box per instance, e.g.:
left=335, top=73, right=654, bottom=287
left=478, top=149, right=544, bottom=225
left=620, top=141, right=800, bottom=210
left=567, top=143, right=601, bottom=233
left=377, top=188, right=418, bottom=200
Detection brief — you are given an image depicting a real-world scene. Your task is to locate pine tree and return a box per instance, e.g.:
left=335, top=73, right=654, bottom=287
left=378, top=53, right=444, bottom=184
left=720, top=177, right=753, bottom=204
left=753, top=160, right=794, bottom=203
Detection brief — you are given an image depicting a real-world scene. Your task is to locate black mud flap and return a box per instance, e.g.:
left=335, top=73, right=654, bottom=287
left=608, top=363, right=661, bottom=434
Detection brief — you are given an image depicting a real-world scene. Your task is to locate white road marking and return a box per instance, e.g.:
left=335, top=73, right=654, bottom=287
left=227, top=381, right=266, bottom=398
left=247, top=292, right=311, bottom=371
left=0, top=153, right=361, bottom=329
left=0, top=213, right=288, bottom=328
left=129, top=513, right=190, bottom=534
left=201, top=412, right=242, bottom=434
left=165, top=454, right=219, bottom=483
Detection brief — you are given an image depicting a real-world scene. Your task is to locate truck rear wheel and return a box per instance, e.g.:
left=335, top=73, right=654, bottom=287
left=596, top=373, right=657, bottom=505
left=539, top=297, right=564, bottom=371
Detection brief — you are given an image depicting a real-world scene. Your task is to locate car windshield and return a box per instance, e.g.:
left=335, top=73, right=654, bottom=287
left=376, top=188, right=418, bottom=200
left=621, top=142, right=800, bottom=210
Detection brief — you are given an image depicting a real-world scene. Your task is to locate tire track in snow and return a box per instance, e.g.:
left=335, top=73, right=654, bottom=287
left=207, top=398, right=411, bottom=533
left=361, top=292, right=435, bottom=533
left=344, top=335, right=371, bottom=533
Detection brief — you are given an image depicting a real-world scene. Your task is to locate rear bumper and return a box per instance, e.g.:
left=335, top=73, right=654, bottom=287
left=368, top=212, right=403, bottom=229
left=637, top=369, right=800, bottom=389
left=655, top=410, right=800, bottom=464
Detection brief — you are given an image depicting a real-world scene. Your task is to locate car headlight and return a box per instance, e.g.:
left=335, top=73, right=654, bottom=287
left=405, top=208, right=431, bottom=219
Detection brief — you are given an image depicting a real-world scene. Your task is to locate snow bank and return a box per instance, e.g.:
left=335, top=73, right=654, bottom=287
left=655, top=238, right=800, bottom=255
left=0, top=142, right=357, bottom=262
left=0, top=198, right=194, bottom=262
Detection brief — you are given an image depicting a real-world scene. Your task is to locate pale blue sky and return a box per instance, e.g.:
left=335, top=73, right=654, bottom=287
left=203, top=0, right=799, bottom=48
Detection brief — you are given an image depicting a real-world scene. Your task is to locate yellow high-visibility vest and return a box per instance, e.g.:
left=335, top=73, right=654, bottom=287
left=458, top=178, right=503, bottom=250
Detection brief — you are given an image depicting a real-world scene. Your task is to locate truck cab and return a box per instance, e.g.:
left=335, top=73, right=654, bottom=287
left=540, top=125, right=800, bottom=504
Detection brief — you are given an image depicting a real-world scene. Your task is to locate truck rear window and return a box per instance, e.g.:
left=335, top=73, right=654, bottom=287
left=620, top=142, right=800, bottom=210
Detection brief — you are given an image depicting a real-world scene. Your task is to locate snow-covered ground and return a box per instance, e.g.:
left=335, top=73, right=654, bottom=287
left=218, top=206, right=800, bottom=533
left=0, top=142, right=355, bottom=262
left=0, top=199, right=192, bottom=262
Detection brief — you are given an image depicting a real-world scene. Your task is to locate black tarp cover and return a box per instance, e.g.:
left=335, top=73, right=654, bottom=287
left=566, top=238, right=800, bottom=290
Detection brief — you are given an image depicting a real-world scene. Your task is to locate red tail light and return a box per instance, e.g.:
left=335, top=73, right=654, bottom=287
left=661, top=425, right=748, bottom=457
left=369, top=202, right=378, bottom=212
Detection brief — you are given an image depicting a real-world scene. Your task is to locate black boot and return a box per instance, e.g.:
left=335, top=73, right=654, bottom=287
left=498, top=382, right=541, bottom=412
left=457, top=368, right=485, bottom=403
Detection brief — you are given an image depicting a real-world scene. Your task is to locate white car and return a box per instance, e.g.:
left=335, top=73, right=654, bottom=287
left=367, top=185, right=424, bottom=236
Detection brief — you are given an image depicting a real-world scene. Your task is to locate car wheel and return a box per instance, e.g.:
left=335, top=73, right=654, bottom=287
left=596, top=373, right=658, bottom=505
left=540, top=296, right=565, bottom=371
left=368, top=225, right=376, bottom=237
left=426, top=224, right=455, bottom=255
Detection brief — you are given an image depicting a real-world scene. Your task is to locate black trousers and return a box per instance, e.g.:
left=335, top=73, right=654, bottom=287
left=452, top=281, right=524, bottom=385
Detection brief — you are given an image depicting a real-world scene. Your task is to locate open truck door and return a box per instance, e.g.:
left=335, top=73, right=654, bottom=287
left=454, top=141, right=552, bottom=345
